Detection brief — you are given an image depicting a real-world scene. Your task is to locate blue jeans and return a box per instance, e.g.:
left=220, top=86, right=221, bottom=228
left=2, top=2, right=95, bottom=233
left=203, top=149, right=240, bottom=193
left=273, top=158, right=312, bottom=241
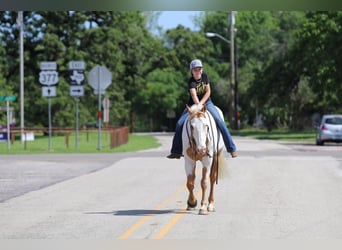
left=170, top=100, right=236, bottom=154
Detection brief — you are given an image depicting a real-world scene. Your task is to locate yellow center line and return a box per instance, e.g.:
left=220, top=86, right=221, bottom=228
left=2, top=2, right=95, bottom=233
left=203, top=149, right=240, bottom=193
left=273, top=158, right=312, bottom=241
left=118, top=181, right=187, bottom=239
left=153, top=189, right=202, bottom=239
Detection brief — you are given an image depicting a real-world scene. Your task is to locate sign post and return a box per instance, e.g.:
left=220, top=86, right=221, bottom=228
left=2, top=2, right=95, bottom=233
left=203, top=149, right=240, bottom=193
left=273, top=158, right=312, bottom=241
left=102, top=97, right=110, bottom=126
left=39, top=61, right=58, bottom=151
left=68, top=61, right=85, bottom=151
left=88, top=65, right=112, bottom=150
left=0, top=95, right=16, bottom=150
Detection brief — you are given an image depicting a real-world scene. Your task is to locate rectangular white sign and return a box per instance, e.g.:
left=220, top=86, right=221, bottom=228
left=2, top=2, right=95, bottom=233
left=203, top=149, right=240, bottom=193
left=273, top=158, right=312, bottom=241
left=70, top=86, right=84, bottom=97
left=42, top=86, right=57, bottom=97
left=40, top=61, right=57, bottom=70
left=69, top=61, right=85, bottom=70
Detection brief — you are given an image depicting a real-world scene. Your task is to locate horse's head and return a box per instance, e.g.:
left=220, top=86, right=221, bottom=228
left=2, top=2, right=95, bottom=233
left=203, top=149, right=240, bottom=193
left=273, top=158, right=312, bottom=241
left=186, top=104, right=210, bottom=159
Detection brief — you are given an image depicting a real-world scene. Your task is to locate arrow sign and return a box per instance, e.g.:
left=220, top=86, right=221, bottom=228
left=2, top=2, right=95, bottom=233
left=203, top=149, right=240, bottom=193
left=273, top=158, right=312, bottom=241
left=70, top=86, right=84, bottom=97
left=88, top=65, right=112, bottom=92
left=42, top=86, right=56, bottom=97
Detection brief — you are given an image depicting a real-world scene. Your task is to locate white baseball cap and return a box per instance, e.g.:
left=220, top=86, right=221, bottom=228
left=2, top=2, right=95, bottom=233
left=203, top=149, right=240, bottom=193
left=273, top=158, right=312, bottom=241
left=189, top=59, right=203, bottom=70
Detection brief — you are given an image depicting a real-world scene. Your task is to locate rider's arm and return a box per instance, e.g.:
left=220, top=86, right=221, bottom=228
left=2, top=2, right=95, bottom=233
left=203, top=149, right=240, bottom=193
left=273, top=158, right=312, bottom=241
left=189, top=83, right=211, bottom=105
left=199, top=84, right=211, bottom=105
left=189, top=88, right=200, bottom=104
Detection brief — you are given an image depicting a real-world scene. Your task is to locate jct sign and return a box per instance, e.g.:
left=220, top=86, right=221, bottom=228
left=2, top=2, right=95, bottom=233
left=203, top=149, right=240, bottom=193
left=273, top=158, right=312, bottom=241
left=68, top=61, right=85, bottom=97
left=39, top=61, right=58, bottom=97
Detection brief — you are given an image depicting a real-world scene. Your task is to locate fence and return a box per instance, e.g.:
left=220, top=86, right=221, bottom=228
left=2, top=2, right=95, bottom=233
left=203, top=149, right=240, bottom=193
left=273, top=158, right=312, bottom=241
left=3, top=126, right=129, bottom=151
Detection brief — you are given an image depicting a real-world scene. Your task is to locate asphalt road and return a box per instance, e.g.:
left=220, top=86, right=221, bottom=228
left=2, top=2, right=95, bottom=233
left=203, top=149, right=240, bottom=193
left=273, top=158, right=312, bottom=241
left=0, top=133, right=342, bottom=239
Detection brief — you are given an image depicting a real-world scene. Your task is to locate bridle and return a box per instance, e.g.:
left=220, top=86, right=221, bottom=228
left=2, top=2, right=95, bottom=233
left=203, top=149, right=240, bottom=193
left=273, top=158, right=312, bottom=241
left=186, top=111, right=213, bottom=161
left=185, top=108, right=221, bottom=184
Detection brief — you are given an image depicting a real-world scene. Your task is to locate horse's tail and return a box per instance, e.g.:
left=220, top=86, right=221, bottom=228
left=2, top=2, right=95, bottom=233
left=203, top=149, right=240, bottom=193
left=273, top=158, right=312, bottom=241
left=217, top=148, right=229, bottom=179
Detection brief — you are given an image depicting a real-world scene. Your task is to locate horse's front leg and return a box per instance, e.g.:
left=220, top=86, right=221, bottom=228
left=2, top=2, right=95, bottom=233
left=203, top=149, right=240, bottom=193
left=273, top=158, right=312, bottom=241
left=199, top=167, right=209, bottom=215
left=185, top=159, right=197, bottom=210
left=186, top=174, right=197, bottom=210
left=208, top=154, right=218, bottom=212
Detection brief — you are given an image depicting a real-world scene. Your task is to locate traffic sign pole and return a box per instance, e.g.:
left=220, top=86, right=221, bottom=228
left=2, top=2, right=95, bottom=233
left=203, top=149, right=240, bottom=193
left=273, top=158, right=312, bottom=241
left=6, top=100, right=10, bottom=150
left=68, top=61, right=85, bottom=151
left=0, top=96, right=16, bottom=150
left=75, top=97, right=79, bottom=151
left=97, top=66, right=102, bottom=150
left=88, top=65, right=112, bottom=151
left=40, top=61, right=58, bottom=151
left=48, top=97, right=52, bottom=151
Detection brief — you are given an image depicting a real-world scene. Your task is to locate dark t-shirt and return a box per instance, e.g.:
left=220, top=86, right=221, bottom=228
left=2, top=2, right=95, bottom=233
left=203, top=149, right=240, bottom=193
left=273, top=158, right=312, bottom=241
left=187, top=72, right=211, bottom=105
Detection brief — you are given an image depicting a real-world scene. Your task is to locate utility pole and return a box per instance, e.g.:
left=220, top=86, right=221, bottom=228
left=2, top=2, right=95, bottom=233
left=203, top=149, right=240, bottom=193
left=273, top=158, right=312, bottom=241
left=17, top=11, right=24, bottom=141
left=229, top=11, right=237, bottom=129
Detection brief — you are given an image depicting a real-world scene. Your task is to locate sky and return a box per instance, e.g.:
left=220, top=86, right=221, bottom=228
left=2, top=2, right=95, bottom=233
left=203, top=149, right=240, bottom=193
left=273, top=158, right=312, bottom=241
left=157, top=11, right=203, bottom=31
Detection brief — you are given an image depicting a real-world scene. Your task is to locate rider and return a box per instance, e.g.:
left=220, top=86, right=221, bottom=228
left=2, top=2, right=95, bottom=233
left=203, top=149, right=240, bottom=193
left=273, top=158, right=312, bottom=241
left=167, top=59, right=237, bottom=159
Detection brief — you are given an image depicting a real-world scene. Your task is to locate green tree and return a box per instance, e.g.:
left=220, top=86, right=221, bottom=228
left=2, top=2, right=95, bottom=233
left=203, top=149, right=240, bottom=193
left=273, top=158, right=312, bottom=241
left=294, top=11, right=342, bottom=113
left=162, top=25, right=215, bottom=115
left=136, top=68, right=183, bottom=131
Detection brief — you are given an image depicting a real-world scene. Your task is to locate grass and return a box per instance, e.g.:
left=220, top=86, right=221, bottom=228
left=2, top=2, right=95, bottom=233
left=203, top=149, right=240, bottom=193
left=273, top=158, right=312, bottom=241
left=232, top=127, right=316, bottom=142
left=0, top=127, right=317, bottom=154
left=0, top=131, right=160, bottom=154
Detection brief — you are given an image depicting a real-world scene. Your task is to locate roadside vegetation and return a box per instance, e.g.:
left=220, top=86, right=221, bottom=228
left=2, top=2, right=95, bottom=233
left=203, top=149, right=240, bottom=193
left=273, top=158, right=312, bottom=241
left=1, top=11, right=341, bottom=133
left=232, top=127, right=316, bottom=142
left=0, top=133, right=160, bottom=154
left=0, top=128, right=317, bottom=154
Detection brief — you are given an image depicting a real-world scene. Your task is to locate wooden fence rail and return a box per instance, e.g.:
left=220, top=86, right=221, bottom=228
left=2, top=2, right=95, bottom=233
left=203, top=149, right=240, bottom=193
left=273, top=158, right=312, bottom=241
left=7, top=126, right=129, bottom=150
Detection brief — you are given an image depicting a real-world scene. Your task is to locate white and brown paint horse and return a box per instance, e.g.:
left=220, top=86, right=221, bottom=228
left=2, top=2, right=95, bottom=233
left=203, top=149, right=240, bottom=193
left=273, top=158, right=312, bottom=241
left=182, top=104, right=228, bottom=215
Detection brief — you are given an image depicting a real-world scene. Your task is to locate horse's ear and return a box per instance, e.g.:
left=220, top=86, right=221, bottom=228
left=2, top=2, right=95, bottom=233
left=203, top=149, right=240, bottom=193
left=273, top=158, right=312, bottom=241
left=202, top=104, right=207, bottom=112
left=186, top=104, right=192, bottom=114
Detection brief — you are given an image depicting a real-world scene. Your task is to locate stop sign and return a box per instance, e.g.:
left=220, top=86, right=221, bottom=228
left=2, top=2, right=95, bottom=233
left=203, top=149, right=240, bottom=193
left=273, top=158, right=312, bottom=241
left=88, top=65, right=112, bottom=91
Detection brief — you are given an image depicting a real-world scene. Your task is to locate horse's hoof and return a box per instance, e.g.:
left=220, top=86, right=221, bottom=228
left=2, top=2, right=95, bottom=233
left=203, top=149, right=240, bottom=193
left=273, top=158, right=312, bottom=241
left=187, top=200, right=197, bottom=210
left=186, top=206, right=196, bottom=211
left=199, top=209, right=209, bottom=215
left=207, top=204, right=216, bottom=212
left=207, top=207, right=216, bottom=212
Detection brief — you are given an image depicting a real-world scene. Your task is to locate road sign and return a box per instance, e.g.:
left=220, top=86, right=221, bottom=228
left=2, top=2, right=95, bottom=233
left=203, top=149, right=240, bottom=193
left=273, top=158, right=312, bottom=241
left=103, top=97, right=110, bottom=123
left=39, top=70, right=59, bottom=86
left=0, top=96, right=16, bottom=102
left=40, top=61, right=57, bottom=70
left=88, top=65, right=112, bottom=92
left=69, top=61, right=85, bottom=86
left=69, top=70, right=85, bottom=85
left=69, top=61, right=85, bottom=70
left=70, top=86, right=84, bottom=97
left=39, top=61, right=58, bottom=86
left=102, top=97, right=110, bottom=109
left=42, top=86, right=56, bottom=97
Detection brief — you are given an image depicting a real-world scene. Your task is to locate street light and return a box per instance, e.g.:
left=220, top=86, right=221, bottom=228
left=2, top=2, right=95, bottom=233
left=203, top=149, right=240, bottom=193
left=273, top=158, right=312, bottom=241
left=205, top=32, right=231, bottom=44
left=205, top=31, right=238, bottom=130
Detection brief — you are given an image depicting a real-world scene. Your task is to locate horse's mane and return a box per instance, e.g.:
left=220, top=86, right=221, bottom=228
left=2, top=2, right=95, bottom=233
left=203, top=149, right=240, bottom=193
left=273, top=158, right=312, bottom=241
left=187, top=104, right=207, bottom=119
left=183, top=103, right=229, bottom=180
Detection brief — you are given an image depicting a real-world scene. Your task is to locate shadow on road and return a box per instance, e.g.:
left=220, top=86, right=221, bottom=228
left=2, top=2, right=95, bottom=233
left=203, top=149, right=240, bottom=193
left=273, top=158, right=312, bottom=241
left=85, top=209, right=179, bottom=216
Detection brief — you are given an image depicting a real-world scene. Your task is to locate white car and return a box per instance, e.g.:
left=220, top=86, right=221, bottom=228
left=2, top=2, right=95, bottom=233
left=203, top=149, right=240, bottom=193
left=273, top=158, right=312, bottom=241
left=316, top=114, right=342, bottom=145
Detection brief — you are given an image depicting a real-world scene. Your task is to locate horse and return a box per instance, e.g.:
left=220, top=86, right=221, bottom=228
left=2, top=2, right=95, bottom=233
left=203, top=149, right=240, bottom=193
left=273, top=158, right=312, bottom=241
left=182, top=104, right=228, bottom=215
